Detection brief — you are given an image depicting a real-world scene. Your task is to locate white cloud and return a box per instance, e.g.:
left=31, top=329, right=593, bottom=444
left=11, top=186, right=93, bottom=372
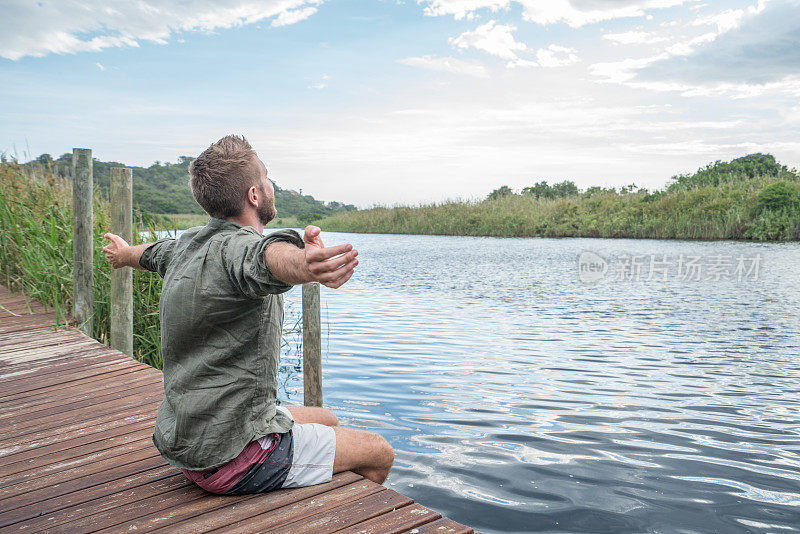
left=448, top=20, right=579, bottom=69
left=0, top=0, right=322, bottom=60
left=421, top=0, right=693, bottom=27
left=95, top=62, right=106, bottom=71
left=626, top=0, right=800, bottom=95
left=422, top=0, right=510, bottom=20
left=449, top=20, right=528, bottom=60
left=603, top=30, right=668, bottom=45
left=271, top=6, right=318, bottom=27
left=534, top=44, right=579, bottom=67
left=308, top=74, right=330, bottom=89
left=398, top=55, right=490, bottom=77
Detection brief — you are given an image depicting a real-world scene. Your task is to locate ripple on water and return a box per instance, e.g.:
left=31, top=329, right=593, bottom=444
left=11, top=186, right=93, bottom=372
left=273, top=233, right=800, bottom=534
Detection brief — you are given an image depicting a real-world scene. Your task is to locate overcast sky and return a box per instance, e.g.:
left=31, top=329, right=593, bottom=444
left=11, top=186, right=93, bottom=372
left=1, top=0, right=798, bottom=206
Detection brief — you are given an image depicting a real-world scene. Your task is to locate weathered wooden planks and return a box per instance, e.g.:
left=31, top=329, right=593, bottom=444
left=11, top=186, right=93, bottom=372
left=0, top=284, right=473, bottom=533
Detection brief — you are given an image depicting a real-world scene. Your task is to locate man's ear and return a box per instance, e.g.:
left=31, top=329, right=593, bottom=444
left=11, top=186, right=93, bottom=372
left=247, top=186, right=258, bottom=207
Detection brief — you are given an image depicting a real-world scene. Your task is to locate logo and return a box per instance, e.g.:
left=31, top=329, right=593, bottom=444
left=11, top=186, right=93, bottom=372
left=578, top=251, right=608, bottom=283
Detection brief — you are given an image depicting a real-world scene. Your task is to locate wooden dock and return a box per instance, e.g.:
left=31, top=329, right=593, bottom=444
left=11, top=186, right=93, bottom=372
left=0, top=284, right=473, bottom=533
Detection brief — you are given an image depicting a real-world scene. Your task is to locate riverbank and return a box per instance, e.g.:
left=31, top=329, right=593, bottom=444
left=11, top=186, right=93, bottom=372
left=316, top=154, right=800, bottom=241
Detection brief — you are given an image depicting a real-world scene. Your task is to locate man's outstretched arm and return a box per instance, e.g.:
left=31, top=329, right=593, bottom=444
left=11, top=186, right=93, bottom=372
left=102, top=233, right=153, bottom=270
left=265, top=226, right=358, bottom=289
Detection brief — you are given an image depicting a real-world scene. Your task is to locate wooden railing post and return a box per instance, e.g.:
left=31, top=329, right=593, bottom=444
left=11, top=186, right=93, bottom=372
left=110, top=167, right=133, bottom=356
left=302, top=282, right=322, bottom=407
left=72, top=148, right=93, bottom=335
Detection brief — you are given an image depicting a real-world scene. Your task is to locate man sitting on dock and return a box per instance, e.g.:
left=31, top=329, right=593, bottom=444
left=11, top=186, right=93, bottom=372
left=101, top=134, right=394, bottom=495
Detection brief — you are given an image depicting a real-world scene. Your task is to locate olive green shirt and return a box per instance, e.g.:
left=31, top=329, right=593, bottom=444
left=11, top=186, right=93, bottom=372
left=139, top=218, right=304, bottom=470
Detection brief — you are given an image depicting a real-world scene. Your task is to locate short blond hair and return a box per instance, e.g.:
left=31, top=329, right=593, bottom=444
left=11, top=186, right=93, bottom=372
left=189, top=135, right=260, bottom=218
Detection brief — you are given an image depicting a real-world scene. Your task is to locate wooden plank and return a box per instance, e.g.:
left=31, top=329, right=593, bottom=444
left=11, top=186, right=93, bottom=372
left=40, top=484, right=209, bottom=533
left=2, top=375, right=159, bottom=415
left=0, top=361, right=147, bottom=400
left=0, top=454, right=166, bottom=513
left=0, top=328, right=81, bottom=349
left=145, top=472, right=364, bottom=534
left=276, top=488, right=414, bottom=534
left=405, top=517, right=475, bottom=534
left=0, top=421, right=153, bottom=477
left=0, top=344, right=117, bottom=368
left=0, top=352, right=138, bottom=390
left=5, top=472, right=189, bottom=533
left=0, top=404, right=156, bottom=456
left=0, top=436, right=154, bottom=489
left=2, top=389, right=163, bottom=438
left=0, top=340, right=106, bottom=367
left=0, top=373, right=160, bottom=415
left=0, top=315, right=59, bottom=335
left=0, top=352, right=139, bottom=386
left=333, top=503, right=441, bottom=534
left=0, top=446, right=160, bottom=501
left=208, top=479, right=386, bottom=534
left=0, top=465, right=178, bottom=529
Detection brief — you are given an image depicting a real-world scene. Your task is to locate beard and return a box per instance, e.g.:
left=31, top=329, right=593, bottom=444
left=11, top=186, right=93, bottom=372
left=257, top=186, right=277, bottom=225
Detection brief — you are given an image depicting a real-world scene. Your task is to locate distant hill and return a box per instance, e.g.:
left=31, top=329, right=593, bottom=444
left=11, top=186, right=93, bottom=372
left=32, top=153, right=355, bottom=223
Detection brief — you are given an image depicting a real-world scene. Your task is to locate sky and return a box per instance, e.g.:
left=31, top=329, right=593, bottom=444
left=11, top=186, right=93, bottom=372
left=1, top=0, right=799, bottom=207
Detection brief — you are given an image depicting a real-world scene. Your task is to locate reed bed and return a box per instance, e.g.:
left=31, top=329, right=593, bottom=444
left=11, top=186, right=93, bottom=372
left=317, top=177, right=800, bottom=241
left=0, top=158, right=300, bottom=370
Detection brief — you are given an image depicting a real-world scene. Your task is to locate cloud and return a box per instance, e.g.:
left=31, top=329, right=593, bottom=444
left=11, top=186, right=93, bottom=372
left=95, top=62, right=106, bottom=71
left=271, top=6, right=318, bottom=27
left=448, top=20, right=579, bottom=68
left=603, top=30, right=669, bottom=45
left=421, top=0, right=692, bottom=27
left=398, top=55, right=489, bottom=77
left=422, top=0, right=510, bottom=20
left=534, top=44, right=579, bottom=67
left=636, top=0, right=799, bottom=86
left=449, top=20, right=528, bottom=59
left=0, top=0, right=322, bottom=60
left=308, top=74, right=330, bottom=89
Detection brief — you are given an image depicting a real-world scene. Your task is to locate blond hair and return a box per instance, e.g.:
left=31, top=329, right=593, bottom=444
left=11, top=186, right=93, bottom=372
left=189, top=135, right=259, bottom=218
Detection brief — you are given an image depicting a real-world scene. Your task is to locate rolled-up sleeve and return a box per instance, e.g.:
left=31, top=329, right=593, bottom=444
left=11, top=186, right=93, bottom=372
left=138, top=238, right=177, bottom=277
left=223, top=229, right=304, bottom=298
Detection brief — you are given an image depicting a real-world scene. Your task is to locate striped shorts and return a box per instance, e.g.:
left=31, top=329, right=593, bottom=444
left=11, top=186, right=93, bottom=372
left=180, top=406, right=337, bottom=494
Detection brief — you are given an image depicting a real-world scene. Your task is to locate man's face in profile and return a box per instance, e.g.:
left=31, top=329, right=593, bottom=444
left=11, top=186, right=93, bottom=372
left=254, top=157, right=277, bottom=225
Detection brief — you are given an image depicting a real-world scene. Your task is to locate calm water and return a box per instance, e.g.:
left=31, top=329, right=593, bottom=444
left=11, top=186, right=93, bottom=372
left=275, top=232, right=800, bottom=534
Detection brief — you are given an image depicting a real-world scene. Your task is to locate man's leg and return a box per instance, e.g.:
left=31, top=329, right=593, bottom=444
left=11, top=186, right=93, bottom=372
left=332, top=426, right=394, bottom=484
left=283, top=405, right=338, bottom=426
left=282, top=405, right=394, bottom=484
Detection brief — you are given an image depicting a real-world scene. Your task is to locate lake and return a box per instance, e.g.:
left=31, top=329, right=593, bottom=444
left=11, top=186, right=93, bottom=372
left=275, top=232, right=800, bottom=534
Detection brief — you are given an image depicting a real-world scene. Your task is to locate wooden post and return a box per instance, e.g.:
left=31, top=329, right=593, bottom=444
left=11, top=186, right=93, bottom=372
left=110, top=167, right=133, bottom=356
left=302, top=282, right=322, bottom=407
left=72, top=148, right=93, bottom=335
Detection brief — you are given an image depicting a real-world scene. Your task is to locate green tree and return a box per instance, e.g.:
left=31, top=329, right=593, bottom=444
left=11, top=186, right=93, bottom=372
left=487, top=185, right=514, bottom=200
left=757, top=180, right=800, bottom=211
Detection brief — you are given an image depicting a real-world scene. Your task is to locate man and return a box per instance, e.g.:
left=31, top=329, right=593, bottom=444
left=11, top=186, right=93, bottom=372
left=102, top=135, right=393, bottom=495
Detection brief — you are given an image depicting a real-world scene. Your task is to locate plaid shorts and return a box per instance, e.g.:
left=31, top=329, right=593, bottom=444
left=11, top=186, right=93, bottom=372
left=181, top=406, right=336, bottom=495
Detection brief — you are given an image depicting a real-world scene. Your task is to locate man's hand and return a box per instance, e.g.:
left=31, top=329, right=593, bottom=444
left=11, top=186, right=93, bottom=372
left=102, top=233, right=131, bottom=269
left=301, top=226, right=358, bottom=289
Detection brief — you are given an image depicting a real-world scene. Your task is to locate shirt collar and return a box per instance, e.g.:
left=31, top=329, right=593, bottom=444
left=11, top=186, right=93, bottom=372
left=207, top=217, right=259, bottom=234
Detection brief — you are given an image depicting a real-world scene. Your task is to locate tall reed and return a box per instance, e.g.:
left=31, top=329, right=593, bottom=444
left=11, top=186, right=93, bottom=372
left=317, top=177, right=800, bottom=241
left=0, top=158, right=301, bottom=370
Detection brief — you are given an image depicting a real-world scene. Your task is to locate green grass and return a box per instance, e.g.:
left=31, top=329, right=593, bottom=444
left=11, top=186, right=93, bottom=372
left=0, top=158, right=301, bottom=370
left=316, top=164, right=800, bottom=241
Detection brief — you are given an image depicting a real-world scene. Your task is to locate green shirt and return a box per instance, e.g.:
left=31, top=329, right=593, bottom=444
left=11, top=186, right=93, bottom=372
left=139, top=218, right=304, bottom=470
